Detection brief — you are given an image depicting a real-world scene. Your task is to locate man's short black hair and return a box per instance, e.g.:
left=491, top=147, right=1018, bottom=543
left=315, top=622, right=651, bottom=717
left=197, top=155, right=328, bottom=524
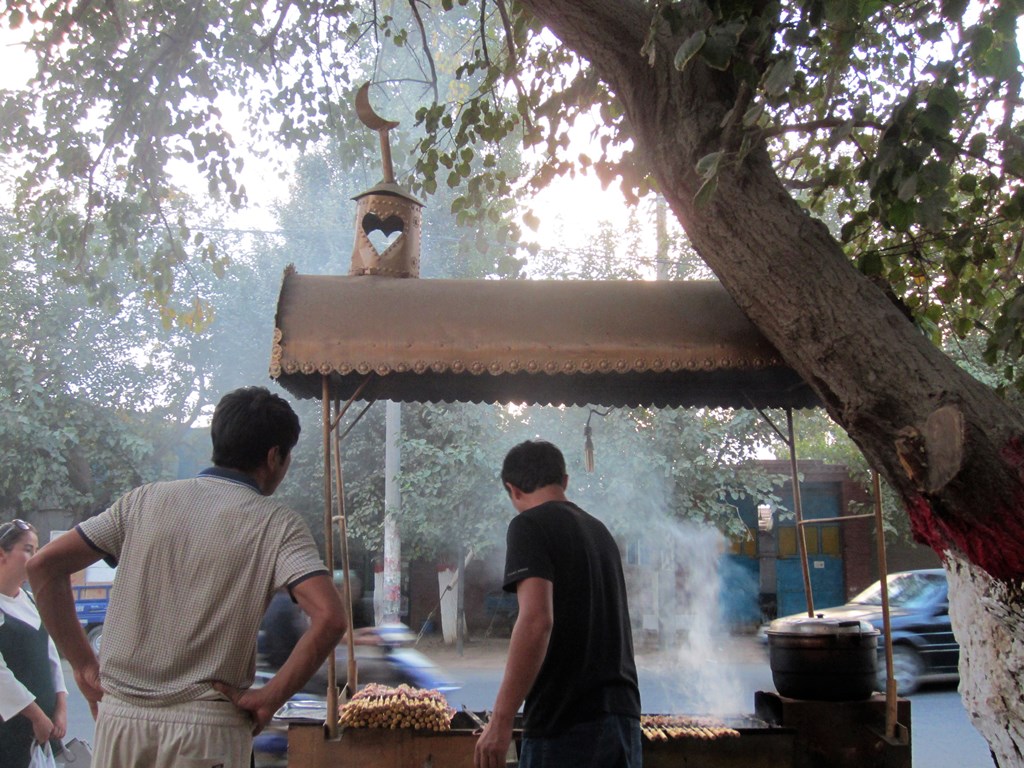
left=211, top=387, right=301, bottom=471
left=501, top=440, right=566, bottom=494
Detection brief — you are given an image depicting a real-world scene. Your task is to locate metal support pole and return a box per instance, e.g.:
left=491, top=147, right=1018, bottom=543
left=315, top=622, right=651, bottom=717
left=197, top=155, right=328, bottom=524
left=785, top=408, right=815, bottom=617
left=456, top=545, right=466, bottom=656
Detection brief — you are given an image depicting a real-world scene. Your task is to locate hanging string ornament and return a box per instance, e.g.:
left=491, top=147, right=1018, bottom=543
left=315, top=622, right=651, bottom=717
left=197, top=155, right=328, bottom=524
left=582, top=408, right=610, bottom=473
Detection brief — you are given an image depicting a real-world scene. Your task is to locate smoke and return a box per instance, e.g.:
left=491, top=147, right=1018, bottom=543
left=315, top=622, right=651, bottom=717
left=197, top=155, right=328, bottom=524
left=632, top=519, right=750, bottom=715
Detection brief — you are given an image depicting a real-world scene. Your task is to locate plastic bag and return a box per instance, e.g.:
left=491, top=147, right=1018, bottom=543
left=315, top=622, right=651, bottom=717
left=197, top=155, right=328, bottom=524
left=29, top=742, right=57, bottom=768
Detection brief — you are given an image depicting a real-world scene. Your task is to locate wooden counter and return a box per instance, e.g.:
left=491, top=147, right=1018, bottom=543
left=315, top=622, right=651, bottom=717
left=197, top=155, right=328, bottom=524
left=287, top=721, right=796, bottom=768
left=288, top=723, right=485, bottom=767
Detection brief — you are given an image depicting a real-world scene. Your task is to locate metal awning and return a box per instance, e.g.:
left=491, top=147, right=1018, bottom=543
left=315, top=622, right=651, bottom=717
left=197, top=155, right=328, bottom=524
left=269, top=269, right=818, bottom=409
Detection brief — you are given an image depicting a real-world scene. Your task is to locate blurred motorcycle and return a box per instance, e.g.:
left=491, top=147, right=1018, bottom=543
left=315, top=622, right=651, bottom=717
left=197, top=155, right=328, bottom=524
left=252, top=623, right=460, bottom=766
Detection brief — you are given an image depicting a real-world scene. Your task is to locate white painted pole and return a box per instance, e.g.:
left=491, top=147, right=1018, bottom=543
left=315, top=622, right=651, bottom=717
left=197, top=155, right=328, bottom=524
left=382, top=401, right=402, bottom=625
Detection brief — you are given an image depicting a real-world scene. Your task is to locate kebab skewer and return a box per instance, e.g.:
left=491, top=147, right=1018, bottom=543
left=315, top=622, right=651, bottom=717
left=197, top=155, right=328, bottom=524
left=338, top=683, right=455, bottom=731
left=640, top=715, right=740, bottom=741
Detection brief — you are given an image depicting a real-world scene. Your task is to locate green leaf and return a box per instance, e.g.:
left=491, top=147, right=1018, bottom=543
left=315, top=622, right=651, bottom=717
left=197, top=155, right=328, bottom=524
left=694, top=176, right=718, bottom=207
left=953, top=316, right=974, bottom=338
left=763, top=54, right=797, bottom=97
left=674, top=31, right=707, bottom=72
left=696, top=150, right=724, bottom=179
left=886, top=200, right=914, bottom=230
left=824, top=0, right=862, bottom=25
left=897, top=173, right=917, bottom=201
left=940, top=0, right=969, bottom=20
left=958, top=174, right=978, bottom=193
left=935, top=281, right=958, bottom=303
left=742, top=102, right=765, bottom=127
left=700, top=20, right=745, bottom=70
left=859, top=251, right=883, bottom=276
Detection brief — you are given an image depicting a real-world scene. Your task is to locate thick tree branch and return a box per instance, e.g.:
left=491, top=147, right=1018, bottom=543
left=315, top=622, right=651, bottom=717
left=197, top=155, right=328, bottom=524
left=258, top=0, right=294, bottom=56
left=493, top=0, right=532, bottom=132
left=479, top=0, right=490, bottom=66
left=761, top=117, right=885, bottom=138
left=493, top=0, right=518, bottom=67
left=408, top=0, right=439, bottom=103
left=721, top=81, right=753, bottom=152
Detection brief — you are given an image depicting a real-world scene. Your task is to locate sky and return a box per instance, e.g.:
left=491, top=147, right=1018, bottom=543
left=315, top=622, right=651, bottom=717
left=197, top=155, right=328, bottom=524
left=0, top=24, right=28, bottom=88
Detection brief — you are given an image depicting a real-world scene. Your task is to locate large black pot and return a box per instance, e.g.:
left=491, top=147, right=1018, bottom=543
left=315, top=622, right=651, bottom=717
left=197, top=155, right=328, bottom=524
left=767, top=616, right=879, bottom=701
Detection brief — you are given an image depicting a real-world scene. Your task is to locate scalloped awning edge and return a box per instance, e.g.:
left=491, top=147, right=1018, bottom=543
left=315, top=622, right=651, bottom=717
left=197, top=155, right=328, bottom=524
left=269, top=274, right=819, bottom=409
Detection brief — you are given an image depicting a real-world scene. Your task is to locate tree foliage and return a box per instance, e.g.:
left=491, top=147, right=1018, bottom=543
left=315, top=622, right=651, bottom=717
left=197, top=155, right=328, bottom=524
left=2, top=0, right=1021, bottom=391
left=0, top=209, right=201, bottom=519
left=412, top=0, right=1024, bottom=392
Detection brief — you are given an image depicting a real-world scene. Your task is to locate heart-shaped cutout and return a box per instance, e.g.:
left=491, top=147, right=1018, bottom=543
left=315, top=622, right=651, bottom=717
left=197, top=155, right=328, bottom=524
left=362, top=213, right=405, bottom=255
left=367, top=229, right=403, bottom=254
left=362, top=213, right=404, bottom=236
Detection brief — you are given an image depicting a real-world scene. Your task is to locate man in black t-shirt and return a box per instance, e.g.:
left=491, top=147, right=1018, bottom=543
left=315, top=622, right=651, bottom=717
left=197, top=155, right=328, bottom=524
left=474, top=440, right=641, bottom=768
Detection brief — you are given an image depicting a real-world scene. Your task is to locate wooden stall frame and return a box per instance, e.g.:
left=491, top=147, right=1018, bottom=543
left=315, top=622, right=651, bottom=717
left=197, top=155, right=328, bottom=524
left=320, top=375, right=374, bottom=737
left=756, top=407, right=902, bottom=741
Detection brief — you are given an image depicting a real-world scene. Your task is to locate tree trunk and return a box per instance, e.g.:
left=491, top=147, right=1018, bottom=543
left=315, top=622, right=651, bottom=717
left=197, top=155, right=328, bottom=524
left=519, top=0, right=1024, bottom=760
left=948, top=552, right=1024, bottom=765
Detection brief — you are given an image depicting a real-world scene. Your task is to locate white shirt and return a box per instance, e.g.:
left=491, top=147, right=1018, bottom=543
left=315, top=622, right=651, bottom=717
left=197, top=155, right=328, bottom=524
left=0, top=587, right=68, bottom=721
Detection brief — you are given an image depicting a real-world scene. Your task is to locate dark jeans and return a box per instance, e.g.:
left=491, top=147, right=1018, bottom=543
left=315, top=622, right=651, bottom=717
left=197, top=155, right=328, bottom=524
left=519, top=714, right=642, bottom=768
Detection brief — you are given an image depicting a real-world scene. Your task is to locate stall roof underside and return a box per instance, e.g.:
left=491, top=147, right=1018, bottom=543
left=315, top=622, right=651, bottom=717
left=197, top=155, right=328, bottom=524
left=270, top=270, right=820, bottom=409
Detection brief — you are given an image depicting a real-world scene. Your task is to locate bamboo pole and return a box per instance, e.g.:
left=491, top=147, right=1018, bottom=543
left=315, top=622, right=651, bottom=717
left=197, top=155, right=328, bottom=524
left=873, top=470, right=898, bottom=738
left=332, top=396, right=358, bottom=696
left=321, top=377, right=339, bottom=738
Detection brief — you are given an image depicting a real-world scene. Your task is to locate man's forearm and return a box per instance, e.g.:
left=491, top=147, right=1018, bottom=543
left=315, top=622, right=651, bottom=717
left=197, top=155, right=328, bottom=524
left=490, top=612, right=551, bottom=725
left=27, top=563, right=95, bottom=670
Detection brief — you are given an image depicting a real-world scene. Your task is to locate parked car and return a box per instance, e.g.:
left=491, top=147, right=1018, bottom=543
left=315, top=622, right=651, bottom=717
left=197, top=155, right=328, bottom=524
left=73, top=583, right=110, bottom=654
left=762, top=569, right=959, bottom=695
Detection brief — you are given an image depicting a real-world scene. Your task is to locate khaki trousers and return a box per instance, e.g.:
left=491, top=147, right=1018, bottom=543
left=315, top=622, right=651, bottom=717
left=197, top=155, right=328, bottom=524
left=93, top=695, right=253, bottom=768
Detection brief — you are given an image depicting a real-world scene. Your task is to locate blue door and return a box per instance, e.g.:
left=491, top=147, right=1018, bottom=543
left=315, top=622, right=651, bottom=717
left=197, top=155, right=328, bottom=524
left=775, top=484, right=845, bottom=616
left=721, top=553, right=761, bottom=626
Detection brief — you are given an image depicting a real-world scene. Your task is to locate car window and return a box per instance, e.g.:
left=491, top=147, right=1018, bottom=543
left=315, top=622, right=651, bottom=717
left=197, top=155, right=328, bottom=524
left=851, top=571, right=947, bottom=608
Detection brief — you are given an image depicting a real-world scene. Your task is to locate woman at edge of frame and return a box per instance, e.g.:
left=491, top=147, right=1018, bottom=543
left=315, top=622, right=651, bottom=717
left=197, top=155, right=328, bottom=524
left=0, top=519, right=68, bottom=767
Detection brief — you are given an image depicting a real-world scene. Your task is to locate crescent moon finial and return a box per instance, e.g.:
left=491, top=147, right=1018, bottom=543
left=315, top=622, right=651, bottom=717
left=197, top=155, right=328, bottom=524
left=356, top=82, right=399, bottom=183
left=356, top=82, right=400, bottom=131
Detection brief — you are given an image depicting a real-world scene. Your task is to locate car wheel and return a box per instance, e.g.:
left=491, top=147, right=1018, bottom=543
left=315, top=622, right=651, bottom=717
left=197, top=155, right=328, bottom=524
left=87, top=625, right=103, bottom=655
left=879, top=645, right=924, bottom=696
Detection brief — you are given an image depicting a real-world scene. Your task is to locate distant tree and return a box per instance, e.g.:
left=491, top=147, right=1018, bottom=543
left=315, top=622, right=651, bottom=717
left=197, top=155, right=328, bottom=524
left=0, top=210, right=206, bottom=520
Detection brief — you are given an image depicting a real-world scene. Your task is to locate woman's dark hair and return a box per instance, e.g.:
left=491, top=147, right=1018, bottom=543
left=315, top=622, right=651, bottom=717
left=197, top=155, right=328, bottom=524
left=0, top=519, right=35, bottom=552
left=501, top=440, right=566, bottom=494
left=211, top=387, right=301, bottom=471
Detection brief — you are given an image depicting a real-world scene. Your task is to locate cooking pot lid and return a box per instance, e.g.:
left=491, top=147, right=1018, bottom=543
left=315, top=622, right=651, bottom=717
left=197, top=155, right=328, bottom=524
left=767, top=616, right=879, bottom=636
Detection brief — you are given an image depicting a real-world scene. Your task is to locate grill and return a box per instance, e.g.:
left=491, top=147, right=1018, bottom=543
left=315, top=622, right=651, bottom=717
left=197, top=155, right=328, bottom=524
left=285, top=695, right=912, bottom=768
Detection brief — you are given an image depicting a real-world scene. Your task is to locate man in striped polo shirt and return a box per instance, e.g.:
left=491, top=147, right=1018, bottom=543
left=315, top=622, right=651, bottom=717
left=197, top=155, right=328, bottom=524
left=29, top=386, right=346, bottom=767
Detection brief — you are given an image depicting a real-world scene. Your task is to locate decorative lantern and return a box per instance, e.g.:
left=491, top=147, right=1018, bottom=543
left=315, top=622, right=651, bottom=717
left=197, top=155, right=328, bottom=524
left=350, top=83, right=423, bottom=279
